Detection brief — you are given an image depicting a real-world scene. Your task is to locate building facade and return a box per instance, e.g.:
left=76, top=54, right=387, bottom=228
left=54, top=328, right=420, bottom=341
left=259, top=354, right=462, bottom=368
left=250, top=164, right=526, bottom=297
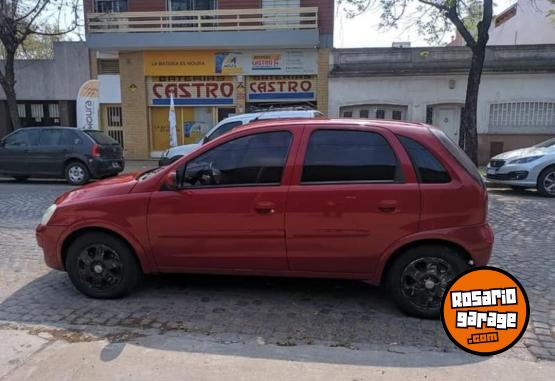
left=488, top=0, right=555, bottom=45
left=0, top=42, right=90, bottom=138
left=84, top=0, right=334, bottom=158
left=329, top=45, right=555, bottom=164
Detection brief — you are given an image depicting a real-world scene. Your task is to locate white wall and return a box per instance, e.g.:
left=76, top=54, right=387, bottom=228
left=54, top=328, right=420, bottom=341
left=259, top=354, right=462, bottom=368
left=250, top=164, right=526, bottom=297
left=489, top=0, right=555, bottom=45
left=329, top=72, right=555, bottom=134
left=98, top=74, right=122, bottom=104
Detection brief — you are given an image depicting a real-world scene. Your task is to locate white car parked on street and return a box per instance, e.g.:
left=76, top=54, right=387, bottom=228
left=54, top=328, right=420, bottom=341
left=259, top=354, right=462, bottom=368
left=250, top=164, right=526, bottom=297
left=486, top=137, right=555, bottom=196
left=158, top=109, right=324, bottom=166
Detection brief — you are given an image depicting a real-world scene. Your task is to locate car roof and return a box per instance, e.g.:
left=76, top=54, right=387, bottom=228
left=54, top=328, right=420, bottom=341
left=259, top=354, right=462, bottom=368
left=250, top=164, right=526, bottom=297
left=17, top=126, right=79, bottom=131
left=233, top=118, right=433, bottom=135
left=220, top=110, right=320, bottom=123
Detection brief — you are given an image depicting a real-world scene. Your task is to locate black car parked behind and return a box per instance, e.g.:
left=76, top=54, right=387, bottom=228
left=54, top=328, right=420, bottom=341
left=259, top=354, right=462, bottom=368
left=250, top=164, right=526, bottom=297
left=0, top=127, right=124, bottom=185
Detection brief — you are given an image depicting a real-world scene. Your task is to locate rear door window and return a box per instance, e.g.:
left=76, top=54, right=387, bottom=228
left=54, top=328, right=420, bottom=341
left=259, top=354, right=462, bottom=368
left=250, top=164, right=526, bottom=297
left=84, top=130, right=118, bottom=145
left=302, top=130, right=399, bottom=183
left=38, top=129, right=65, bottom=146
left=398, top=135, right=451, bottom=183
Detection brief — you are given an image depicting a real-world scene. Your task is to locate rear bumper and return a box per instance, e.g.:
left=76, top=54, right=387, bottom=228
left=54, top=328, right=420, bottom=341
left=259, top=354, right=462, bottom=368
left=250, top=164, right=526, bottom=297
left=89, top=158, right=125, bottom=178
left=36, top=224, right=66, bottom=271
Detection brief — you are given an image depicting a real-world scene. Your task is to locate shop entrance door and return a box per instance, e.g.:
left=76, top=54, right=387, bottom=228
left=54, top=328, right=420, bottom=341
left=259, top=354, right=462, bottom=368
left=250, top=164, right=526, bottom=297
left=217, top=107, right=236, bottom=122
left=150, top=107, right=195, bottom=154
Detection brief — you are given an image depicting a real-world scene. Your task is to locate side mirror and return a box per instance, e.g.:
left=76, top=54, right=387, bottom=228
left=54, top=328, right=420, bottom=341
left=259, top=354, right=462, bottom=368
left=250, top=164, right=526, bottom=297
left=161, top=171, right=178, bottom=191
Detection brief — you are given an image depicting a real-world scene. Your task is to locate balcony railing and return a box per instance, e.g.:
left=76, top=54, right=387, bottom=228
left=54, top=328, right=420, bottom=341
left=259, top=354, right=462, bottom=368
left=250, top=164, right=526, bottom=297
left=87, top=7, right=318, bottom=33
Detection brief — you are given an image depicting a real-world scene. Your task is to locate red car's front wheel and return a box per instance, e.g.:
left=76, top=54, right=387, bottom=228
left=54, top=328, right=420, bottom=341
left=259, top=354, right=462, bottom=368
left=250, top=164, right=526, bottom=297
left=65, top=232, right=142, bottom=299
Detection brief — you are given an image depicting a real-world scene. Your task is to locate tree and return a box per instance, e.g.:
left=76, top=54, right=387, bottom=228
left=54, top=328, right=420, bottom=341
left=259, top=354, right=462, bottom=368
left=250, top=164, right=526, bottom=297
left=0, top=0, right=80, bottom=132
left=339, top=0, right=494, bottom=164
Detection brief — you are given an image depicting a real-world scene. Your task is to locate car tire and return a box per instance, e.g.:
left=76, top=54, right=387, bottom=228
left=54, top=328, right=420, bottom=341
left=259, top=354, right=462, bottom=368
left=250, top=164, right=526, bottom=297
left=386, top=245, right=469, bottom=319
left=537, top=166, right=555, bottom=197
left=65, top=232, right=142, bottom=299
left=13, top=176, right=29, bottom=182
left=64, top=161, right=90, bottom=185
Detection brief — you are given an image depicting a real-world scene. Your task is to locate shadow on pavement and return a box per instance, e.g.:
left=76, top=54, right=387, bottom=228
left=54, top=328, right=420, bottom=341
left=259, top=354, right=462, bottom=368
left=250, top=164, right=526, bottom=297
left=0, top=271, right=486, bottom=367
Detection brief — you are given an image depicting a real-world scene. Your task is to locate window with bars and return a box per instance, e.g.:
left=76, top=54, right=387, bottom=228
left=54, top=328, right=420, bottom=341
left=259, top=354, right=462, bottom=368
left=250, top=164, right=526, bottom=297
left=30, top=104, right=44, bottom=121
left=17, top=104, right=26, bottom=118
left=48, top=103, right=60, bottom=119
left=106, top=105, right=122, bottom=127
left=489, top=102, right=555, bottom=129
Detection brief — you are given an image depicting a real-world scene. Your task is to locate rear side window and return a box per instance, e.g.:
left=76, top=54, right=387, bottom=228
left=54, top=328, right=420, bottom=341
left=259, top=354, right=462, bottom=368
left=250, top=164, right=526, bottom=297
left=61, top=130, right=82, bottom=145
left=302, top=130, right=398, bottom=183
left=430, top=128, right=483, bottom=185
left=84, top=130, right=118, bottom=145
left=398, top=135, right=451, bottom=183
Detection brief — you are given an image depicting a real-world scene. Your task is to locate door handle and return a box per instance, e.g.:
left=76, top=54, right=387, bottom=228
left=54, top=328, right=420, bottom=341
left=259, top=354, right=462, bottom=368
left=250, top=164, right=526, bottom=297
left=378, top=200, right=398, bottom=213
left=254, top=201, right=276, bottom=215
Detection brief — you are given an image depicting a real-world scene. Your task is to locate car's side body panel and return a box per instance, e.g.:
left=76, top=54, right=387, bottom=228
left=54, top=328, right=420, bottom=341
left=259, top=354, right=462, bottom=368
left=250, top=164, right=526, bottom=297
left=37, top=119, right=493, bottom=287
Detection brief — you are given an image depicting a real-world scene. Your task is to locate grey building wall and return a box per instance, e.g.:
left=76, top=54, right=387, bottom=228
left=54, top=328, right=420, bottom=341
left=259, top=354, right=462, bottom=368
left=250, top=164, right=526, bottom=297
left=0, top=42, right=90, bottom=136
left=0, top=42, right=90, bottom=101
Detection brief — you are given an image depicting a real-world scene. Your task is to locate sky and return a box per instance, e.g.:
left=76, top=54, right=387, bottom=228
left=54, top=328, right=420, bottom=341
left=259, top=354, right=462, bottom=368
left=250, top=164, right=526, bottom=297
left=334, top=0, right=518, bottom=47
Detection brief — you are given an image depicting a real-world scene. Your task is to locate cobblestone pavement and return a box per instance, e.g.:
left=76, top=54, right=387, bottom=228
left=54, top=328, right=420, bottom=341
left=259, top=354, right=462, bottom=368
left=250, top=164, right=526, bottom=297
left=0, top=179, right=553, bottom=361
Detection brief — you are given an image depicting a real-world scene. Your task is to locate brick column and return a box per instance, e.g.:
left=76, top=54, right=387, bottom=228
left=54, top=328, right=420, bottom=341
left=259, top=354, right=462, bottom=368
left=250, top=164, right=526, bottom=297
left=119, top=52, right=150, bottom=159
left=317, top=48, right=330, bottom=115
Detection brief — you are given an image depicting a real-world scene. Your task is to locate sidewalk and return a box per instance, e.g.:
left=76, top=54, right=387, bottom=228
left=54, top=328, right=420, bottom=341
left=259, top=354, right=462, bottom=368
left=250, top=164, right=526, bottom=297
left=1, top=328, right=553, bottom=381
left=123, top=160, right=158, bottom=174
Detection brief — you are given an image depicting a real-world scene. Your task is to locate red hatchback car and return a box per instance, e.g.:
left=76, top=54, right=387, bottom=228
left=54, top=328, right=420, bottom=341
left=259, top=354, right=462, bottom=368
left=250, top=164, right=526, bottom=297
left=36, top=119, right=493, bottom=318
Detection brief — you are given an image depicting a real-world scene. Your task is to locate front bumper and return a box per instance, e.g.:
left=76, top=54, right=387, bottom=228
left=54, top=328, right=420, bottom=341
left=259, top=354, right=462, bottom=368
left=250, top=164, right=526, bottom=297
left=485, top=163, right=536, bottom=187
left=36, top=224, right=66, bottom=271
left=89, top=158, right=125, bottom=178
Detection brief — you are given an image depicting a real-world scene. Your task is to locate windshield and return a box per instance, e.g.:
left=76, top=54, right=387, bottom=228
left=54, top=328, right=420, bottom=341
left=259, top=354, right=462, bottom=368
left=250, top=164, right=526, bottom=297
left=84, top=130, right=119, bottom=145
left=534, top=138, right=555, bottom=148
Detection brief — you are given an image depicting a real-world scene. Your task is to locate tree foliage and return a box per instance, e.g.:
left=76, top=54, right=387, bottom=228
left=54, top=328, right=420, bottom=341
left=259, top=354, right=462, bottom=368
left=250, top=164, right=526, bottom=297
left=337, top=0, right=495, bottom=164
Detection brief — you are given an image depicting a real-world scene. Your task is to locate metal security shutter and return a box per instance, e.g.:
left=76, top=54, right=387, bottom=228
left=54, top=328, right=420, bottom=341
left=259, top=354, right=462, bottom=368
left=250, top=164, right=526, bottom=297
left=98, top=59, right=120, bottom=74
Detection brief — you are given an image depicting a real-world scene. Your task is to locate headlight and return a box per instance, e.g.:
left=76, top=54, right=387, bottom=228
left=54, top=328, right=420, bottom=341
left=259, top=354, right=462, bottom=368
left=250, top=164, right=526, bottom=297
left=41, top=204, right=57, bottom=226
left=509, top=156, right=543, bottom=164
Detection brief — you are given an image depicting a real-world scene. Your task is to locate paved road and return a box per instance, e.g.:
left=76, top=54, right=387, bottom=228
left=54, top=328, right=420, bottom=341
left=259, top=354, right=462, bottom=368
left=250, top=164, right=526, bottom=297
left=0, top=179, right=553, bottom=361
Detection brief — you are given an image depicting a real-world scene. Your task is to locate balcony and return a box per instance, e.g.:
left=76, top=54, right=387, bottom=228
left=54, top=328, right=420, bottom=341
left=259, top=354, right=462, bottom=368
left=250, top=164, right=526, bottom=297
left=86, top=7, right=320, bottom=50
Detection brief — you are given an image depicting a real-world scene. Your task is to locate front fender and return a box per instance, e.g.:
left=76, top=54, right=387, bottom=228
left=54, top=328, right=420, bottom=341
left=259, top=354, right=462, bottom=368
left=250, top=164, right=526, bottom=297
left=54, top=219, right=158, bottom=274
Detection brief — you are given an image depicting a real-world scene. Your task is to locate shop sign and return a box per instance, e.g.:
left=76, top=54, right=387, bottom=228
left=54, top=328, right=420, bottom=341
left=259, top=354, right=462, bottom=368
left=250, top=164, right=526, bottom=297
left=144, top=50, right=317, bottom=76
left=247, top=76, right=316, bottom=102
left=148, top=77, right=236, bottom=106
left=248, top=50, right=317, bottom=75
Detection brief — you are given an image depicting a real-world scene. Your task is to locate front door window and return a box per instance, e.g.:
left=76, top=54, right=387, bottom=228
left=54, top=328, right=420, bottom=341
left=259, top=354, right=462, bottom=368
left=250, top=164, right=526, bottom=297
left=182, top=131, right=292, bottom=187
